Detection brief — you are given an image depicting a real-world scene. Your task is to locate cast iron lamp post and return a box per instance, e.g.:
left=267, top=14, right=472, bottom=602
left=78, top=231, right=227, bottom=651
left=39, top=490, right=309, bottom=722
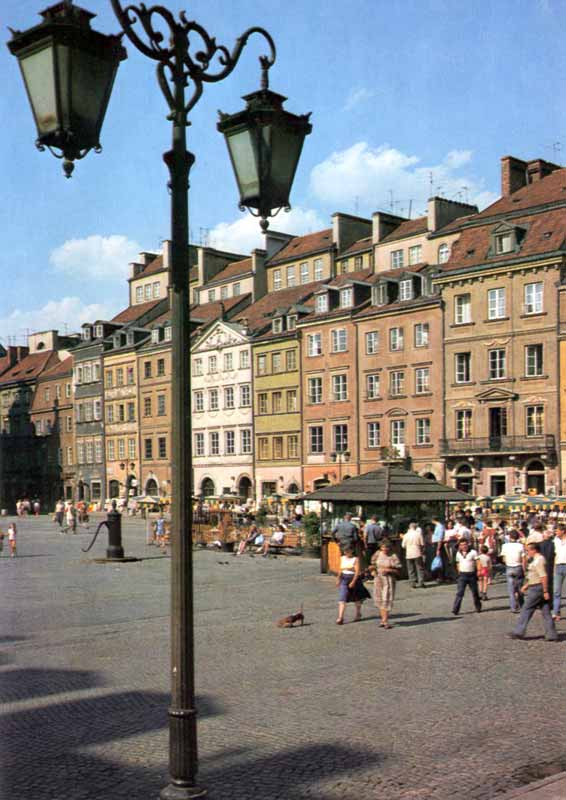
left=8, top=2, right=312, bottom=798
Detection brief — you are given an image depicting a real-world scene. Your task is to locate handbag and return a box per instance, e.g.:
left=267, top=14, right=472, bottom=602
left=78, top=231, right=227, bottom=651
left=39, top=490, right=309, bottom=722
left=431, top=555, right=443, bottom=571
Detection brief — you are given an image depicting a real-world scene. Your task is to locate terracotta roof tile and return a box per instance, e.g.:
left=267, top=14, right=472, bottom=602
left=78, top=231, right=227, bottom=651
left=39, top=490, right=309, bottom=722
left=204, top=258, right=253, bottom=286
left=476, top=167, right=566, bottom=218
left=325, top=269, right=374, bottom=287
left=111, top=298, right=162, bottom=323
left=369, top=263, right=430, bottom=282
left=190, top=294, right=251, bottom=324
left=441, top=207, right=566, bottom=272
left=267, top=229, right=334, bottom=265
left=0, top=351, right=56, bottom=385
left=128, top=255, right=165, bottom=281
left=39, top=355, right=73, bottom=379
left=379, top=216, right=428, bottom=243
left=233, top=282, right=328, bottom=333
left=340, top=237, right=373, bottom=256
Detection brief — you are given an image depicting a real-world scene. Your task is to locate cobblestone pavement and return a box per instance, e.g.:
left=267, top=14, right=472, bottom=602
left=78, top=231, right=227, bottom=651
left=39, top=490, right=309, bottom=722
left=2, top=516, right=566, bottom=800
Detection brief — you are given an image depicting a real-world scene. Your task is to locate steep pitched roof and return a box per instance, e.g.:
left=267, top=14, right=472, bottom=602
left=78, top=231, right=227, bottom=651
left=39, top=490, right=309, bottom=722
left=476, top=167, right=566, bottom=219
left=267, top=229, right=334, bottom=265
left=189, top=294, right=252, bottom=325
left=234, top=282, right=328, bottom=334
left=339, top=236, right=373, bottom=256
left=379, top=217, right=428, bottom=244
left=0, top=351, right=57, bottom=386
left=111, top=298, right=162, bottom=323
left=127, top=255, right=165, bottom=281
left=441, top=207, right=566, bottom=272
left=38, top=355, right=73, bottom=380
left=204, top=258, right=253, bottom=286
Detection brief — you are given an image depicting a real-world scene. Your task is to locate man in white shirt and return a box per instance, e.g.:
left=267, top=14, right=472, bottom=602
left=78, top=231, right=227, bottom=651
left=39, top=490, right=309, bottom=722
left=401, top=521, right=425, bottom=588
left=452, top=539, right=482, bottom=615
left=552, top=526, right=566, bottom=620
left=501, top=530, right=525, bottom=613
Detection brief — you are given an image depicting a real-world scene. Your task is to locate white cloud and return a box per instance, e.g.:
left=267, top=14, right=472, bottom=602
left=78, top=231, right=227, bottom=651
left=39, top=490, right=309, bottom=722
left=310, top=142, right=497, bottom=215
left=207, top=206, right=326, bottom=254
left=343, top=87, right=375, bottom=112
left=49, top=234, right=141, bottom=281
left=0, top=297, right=115, bottom=343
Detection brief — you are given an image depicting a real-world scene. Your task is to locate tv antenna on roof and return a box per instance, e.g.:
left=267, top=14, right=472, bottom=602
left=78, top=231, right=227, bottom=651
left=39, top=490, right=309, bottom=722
left=546, top=141, right=562, bottom=164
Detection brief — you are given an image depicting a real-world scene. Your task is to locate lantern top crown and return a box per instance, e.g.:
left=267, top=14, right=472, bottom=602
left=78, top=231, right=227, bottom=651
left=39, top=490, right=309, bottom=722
left=39, top=1, right=96, bottom=26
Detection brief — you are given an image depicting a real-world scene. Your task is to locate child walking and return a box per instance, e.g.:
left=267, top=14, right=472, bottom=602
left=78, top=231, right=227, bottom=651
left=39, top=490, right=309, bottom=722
left=8, top=523, right=17, bottom=558
left=478, top=544, right=492, bottom=600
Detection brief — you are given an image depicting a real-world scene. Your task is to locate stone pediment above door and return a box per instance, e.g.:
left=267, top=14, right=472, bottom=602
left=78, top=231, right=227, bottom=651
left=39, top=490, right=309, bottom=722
left=475, top=386, right=518, bottom=403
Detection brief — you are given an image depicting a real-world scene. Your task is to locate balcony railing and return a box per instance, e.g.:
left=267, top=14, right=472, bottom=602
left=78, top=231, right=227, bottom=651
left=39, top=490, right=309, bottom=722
left=440, top=435, right=555, bottom=456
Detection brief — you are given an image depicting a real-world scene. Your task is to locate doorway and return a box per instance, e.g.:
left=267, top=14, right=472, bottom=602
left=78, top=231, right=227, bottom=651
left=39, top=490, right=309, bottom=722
left=490, top=475, right=506, bottom=497
left=455, top=464, right=473, bottom=494
left=526, top=460, right=545, bottom=494
left=238, top=476, right=252, bottom=499
left=489, top=407, right=508, bottom=448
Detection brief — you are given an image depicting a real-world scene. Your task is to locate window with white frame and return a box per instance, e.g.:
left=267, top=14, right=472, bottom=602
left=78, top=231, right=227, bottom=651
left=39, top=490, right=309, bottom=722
left=195, top=432, right=205, bottom=456
left=224, top=387, right=235, bottom=409
left=208, top=388, right=219, bottom=411
left=240, top=385, right=251, bottom=406
left=489, top=349, right=506, bottom=379
left=272, top=352, right=282, bottom=372
left=273, top=436, right=284, bottom=459
left=488, top=287, right=506, bottom=319
left=455, top=294, right=472, bottom=324
left=272, top=317, right=283, bottom=334
left=526, top=405, right=544, bottom=436
left=258, top=437, right=269, bottom=459
left=373, top=283, right=388, bottom=306
left=258, top=393, right=268, bottom=414
left=391, top=419, right=405, bottom=446
left=340, top=287, right=353, bottom=308
left=257, top=354, right=267, bottom=375
left=456, top=409, right=472, bottom=439
left=94, top=400, right=102, bottom=420
left=208, top=289, right=216, bottom=303
left=107, top=440, right=115, bottom=461
left=224, top=352, right=233, bottom=371
left=399, top=278, right=413, bottom=301
left=366, top=331, right=379, bottom=354
left=106, top=405, right=114, bottom=424
left=136, top=286, right=143, bottom=303
left=208, top=355, right=217, bottom=374
left=210, top=431, right=220, bottom=455
left=307, top=333, right=322, bottom=356
left=233, top=282, right=241, bottom=296
left=367, top=422, right=381, bottom=448
left=241, top=429, right=252, bottom=454
left=354, top=255, right=363, bottom=269
left=308, top=377, right=323, bottom=404
left=128, top=438, right=136, bottom=460
left=144, top=397, right=152, bottom=416
left=314, top=258, right=323, bottom=280
left=315, top=293, right=328, bottom=313
left=525, top=344, right=543, bottom=377
left=225, top=430, right=235, bottom=455
left=333, top=424, right=348, bottom=452
left=273, top=269, right=282, bottom=290
left=158, top=359, right=166, bottom=376
left=455, top=352, right=471, bottom=383
left=309, top=426, right=323, bottom=453
left=391, top=250, right=404, bottom=268
left=144, top=284, right=152, bottom=300
left=415, top=367, right=430, bottom=394
left=332, top=374, right=348, bottom=401
left=415, top=323, right=429, bottom=347
left=287, top=315, right=297, bottom=330
left=286, top=389, right=297, bottom=411
left=331, top=328, right=347, bottom=352
left=153, top=282, right=160, bottom=298
left=300, top=262, right=309, bottom=284
left=495, top=231, right=513, bottom=254
left=416, top=418, right=431, bottom=445
left=164, top=326, right=172, bottom=341
left=287, top=265, right=296, bottom=287
left=367, top=374, right=380, bottom=399
left=221, top=285, right=228, bottom=300
left=390, top=371, right=405, bottom=396
left=524, top=282, right=543, bottom=314
left=240, top=350, right=250, bottom=369
left=117, top=439, right=125, bottom=459
left=389, top=327, right=404, bottom=351
left=438, top=243, right=450, bottom=264
left=77, top=443, right=85, bottom=463
left=193, top=358, right=203, bottom=376
left=288, top=434, right=299, bottom=458
left=408, top=245, right=422, bottom=265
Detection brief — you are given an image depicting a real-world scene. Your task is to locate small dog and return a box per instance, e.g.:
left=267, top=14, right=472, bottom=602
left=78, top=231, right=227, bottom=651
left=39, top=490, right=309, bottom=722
left=276, top=605, right=304, bottom=628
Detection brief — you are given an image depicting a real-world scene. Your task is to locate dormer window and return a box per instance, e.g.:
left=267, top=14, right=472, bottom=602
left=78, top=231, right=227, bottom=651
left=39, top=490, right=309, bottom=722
left=151, top=329, right=160, bottom=344
left=372, top=284, right=387, bottom=306
left=113, top=334, right=121, bottom=348
left=399, top=279, right=413, bottom=301
left=164, top=326, right=172, bottom=341
left=126, top=331, right=134, bottom=346
left=272, top=317, right=283, bottom=334
left=94, top=325, right=104, bottom=339
left=340, top=287, right=353, bottom=308
left=287, top=315, right=297, bottom=330
left=495, top=232, right=513, bottom=254
left=82, top=327, right=91, bottom=341
left=316, top=294, right=328, bottom=313
left=491, top=223, right=526, bottom=257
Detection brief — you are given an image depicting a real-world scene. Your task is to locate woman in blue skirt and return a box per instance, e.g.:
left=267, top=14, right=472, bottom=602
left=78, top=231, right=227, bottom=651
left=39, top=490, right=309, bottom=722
left=336, top=545, right=370, bottom=624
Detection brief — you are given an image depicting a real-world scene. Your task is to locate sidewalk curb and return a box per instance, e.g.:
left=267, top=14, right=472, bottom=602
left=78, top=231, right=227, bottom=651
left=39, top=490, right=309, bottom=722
left=500, top=772, right=566, bottom=798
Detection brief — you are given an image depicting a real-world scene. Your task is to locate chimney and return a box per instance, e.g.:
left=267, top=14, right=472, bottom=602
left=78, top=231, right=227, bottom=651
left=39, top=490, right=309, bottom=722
left=526, top=158, right=561, bottom=184
left=371, top=211, right=406, bottom=244
left=251, top=249, right=267, bottom=300
left=162, top=239, right=172, bottom=270
left=264, top=229, right=294, bottom=260
left=427, top=197, right=478, bottom=232
left=332, top=212, right=371, bottom=252
left=501, top=156, right=528, bottom=197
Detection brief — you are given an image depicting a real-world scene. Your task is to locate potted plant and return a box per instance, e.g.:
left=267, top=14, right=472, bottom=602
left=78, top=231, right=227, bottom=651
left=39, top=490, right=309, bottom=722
left=302, top=511, right=321, bottom=557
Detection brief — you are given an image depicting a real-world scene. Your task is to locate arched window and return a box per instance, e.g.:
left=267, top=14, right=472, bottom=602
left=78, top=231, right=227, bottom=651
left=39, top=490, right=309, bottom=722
left=201, top=477, right=215, bottom=498
left=145, top=478, right=158, bottom=495
left=287, top=482, right=300, bottom=495
left=438, top=243, right=450, bottom=264
left=109, top=480, right=120, bottom=499
left=238, top=476, right=252, bottom=499
left=455, top=464, right=473, bottom=494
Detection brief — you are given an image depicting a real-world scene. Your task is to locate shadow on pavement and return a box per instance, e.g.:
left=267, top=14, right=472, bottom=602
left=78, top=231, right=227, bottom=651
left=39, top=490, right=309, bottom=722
left=394, top=616, right=462, bottom=627
left=0, top=667, right=105, bottom=703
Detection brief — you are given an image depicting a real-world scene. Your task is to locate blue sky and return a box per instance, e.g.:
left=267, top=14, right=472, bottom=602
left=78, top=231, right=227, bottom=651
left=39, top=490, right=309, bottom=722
left=2, top=0, right=566, bottom=343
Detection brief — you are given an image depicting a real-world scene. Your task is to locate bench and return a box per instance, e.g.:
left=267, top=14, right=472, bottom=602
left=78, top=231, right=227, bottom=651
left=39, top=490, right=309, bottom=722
left=265, top=531, right=302, bottom=553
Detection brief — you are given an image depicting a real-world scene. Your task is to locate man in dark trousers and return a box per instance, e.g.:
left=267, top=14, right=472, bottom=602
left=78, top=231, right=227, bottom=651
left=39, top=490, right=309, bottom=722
left=452, top=539, right=482, bottom=615
left=363, top=515, right=383, bottom=562
left=540, top=527, right=556, bottom=599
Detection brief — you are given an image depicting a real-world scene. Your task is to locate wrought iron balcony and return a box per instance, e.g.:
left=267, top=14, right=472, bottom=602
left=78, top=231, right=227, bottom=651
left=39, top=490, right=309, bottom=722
left=440, top=435, right=555, bottom=456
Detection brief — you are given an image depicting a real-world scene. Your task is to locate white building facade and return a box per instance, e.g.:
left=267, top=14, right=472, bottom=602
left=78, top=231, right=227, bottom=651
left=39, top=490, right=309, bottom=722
left=191, top=320, right=254, bottom=500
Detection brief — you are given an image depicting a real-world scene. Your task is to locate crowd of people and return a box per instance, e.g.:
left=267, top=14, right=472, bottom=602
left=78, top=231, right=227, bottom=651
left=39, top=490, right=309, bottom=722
left=330, top=508, right=565, bottom=641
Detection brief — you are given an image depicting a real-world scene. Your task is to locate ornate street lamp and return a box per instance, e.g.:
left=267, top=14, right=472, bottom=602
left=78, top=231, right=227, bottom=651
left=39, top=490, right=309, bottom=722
left=8, top=2, right=311, bottom=799
left=8, top=0, right=126, bottom=177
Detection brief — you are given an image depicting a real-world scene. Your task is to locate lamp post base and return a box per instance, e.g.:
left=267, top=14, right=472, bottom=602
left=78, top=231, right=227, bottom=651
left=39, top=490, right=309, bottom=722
left=160, top=783, right=207, bottom=799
